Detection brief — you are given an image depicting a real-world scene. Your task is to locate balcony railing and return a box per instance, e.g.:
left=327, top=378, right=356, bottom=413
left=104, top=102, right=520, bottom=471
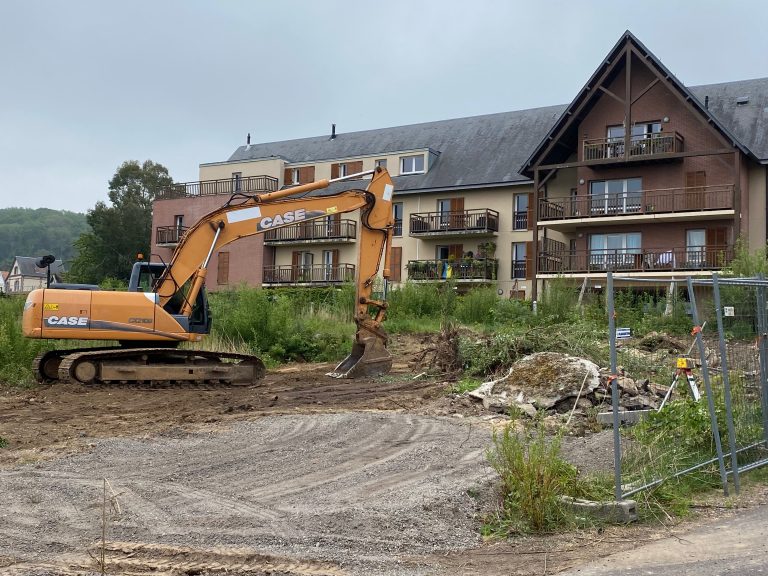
left=157, top=175, right=279, bottom=199
left=539, top=185, right=734, bottom=221
left=406, top=258, right=498, bottom=281
left=156, top=225, right=189, bottom=246
left=583, top=132, right=684, bottom=161
left=538, top=246, right=733, bottom=274
left=264, top=219, right=357, bottom=243
left=262, top=264, right=355, bottom=285
left=409, top=209, right=499, bottom=236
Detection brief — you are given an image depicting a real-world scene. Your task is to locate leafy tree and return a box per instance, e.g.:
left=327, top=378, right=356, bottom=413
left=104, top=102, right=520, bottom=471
left=68, top=160, right=173, bottom=283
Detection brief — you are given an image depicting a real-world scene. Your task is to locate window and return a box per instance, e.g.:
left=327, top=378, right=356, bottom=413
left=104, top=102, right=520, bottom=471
left=589, top=178, right=642, bottom=215
left=299, top=252, right=314, bottom=281
left=606, top=122, right=662, bottom=157
left=400, top=154, right=425, bottom=174
left=232, top=172, right=242, bottom=192
left=589, top=233, right=641, bottom=269
left=512, top=242, right=527, bottom=279
left=393, top=202, right=403, bottom=236
left=375, top=159, right=387, bottom=169
left=513, top=194, right=529, bottom=230
left=292, top=168, right=300, bottom=184
left=338, top=163, right=349, bottom=177
left=686, top=229, right=706, bottom=266
left=323, top=250, right=334, bottom=281
left=437, top=199, right=452, bottom=227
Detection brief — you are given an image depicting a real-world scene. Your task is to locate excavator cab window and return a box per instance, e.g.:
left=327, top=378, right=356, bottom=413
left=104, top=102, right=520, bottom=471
left=128, top=261, right=166, bottom=293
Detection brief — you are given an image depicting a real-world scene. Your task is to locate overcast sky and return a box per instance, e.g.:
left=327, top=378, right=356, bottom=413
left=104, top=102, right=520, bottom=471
left=1, top=0, right=767, bottom=213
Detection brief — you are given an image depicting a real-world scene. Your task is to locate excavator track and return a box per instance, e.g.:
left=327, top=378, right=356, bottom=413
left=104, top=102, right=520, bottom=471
left=35, top=348, right=265, bottom=387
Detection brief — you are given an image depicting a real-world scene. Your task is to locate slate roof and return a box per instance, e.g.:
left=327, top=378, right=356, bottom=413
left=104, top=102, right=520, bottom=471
left=11, top=256, right=65, bottom=278
left=224, top=74, right=767, bottom=194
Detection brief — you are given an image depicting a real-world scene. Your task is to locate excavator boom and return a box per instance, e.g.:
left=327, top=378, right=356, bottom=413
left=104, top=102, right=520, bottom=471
left=22, top=168, right=395, bottom=384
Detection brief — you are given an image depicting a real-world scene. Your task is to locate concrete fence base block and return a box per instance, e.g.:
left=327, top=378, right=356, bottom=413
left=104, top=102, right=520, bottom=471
left=560, top=496, right=638, bottom=524
left=597, top=409, right=653, bottom=426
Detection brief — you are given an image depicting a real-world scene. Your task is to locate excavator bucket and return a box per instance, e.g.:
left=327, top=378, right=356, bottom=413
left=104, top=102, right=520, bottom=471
left=327, top=329, right=392, bottom=379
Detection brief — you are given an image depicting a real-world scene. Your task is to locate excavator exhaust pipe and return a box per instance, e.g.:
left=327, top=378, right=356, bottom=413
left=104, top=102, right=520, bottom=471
left=327, top=328, right=392, bottom=379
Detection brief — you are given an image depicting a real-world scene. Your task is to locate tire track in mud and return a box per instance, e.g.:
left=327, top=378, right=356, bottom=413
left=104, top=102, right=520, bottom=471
left=0, top=412, right=493, bottom=575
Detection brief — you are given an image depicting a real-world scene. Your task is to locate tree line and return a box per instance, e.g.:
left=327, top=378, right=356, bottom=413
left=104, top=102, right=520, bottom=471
left=0, top=160, right=173, bottom=284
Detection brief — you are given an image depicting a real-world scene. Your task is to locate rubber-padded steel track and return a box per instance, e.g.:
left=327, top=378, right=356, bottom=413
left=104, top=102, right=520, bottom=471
left=35, top=348, right=265, bottom=387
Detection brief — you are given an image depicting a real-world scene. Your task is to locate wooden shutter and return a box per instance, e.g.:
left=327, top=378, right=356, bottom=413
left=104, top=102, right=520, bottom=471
left=299, top=166, right=315, bottom=183
left=526, top=192, right=534, bottom=230
left=284, top=167, right=293, bottom=186
left=449, top=244, right=464, bottom=259
left=706, top=227, right=727, bottom=268
left=525, top=241, right=534, bottom=280
left=390, top=247, right=402, bottom=282
left=449, top=197, right=465, bottom=229
left=217, top=252, right=230, bottom=285
left=347, top=160, right=363, bottom=176
left=686, top=171, right=706, bottom=210
left=291, top=251, right=301, bottom=282
left=331, top=163, right=340, bottom=179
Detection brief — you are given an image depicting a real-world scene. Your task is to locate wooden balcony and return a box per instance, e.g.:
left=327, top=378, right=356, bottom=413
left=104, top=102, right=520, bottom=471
left=409, top=209, right=499, bottom=237
left=538, top=246, right=733, bottom=275
left=583, top=132, right=684, bottom=163
left=406, top=258, right=498, bottom=282
left=155, top=225, right=189, bottom=247
left=264, top=219, right=357, bottom=244
left=156, top=175, right=278, bottom=200
left=262, top=264, right=355, bottom=285
left=539, top=185, right=734, bottom=223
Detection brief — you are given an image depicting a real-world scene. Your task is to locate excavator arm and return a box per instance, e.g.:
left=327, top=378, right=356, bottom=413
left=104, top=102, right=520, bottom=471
left=155, top=167, right=396, bottom=378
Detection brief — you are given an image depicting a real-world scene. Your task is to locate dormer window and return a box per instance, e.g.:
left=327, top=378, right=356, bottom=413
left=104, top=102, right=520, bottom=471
left=338, top=163, right=349, bottom=177
left=292, top=168, right=301, bottom=184
left=400, top=154, right=424, bottom=175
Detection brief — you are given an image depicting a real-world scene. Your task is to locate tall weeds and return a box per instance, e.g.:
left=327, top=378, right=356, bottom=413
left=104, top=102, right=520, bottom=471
left=0, top=296, right=53, bottom=386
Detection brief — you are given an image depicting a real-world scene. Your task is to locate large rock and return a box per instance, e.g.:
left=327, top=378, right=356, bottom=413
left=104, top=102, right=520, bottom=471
left=492, top=352, right=601, bottom=410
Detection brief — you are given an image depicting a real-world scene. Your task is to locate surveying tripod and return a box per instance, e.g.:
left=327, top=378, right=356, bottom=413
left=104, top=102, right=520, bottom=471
left=658, top=356, right=702, bottom=411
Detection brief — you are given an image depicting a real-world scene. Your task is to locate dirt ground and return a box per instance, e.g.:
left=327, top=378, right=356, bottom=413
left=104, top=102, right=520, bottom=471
left=1, top=335, right=766, bottom=576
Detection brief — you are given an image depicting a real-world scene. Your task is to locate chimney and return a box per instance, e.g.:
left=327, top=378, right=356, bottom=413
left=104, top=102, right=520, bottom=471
left=330, top=123, right=337, bottom=140
left=247, top=133, right=251, bottom=145
left=704, top=95, right=709, bottom=110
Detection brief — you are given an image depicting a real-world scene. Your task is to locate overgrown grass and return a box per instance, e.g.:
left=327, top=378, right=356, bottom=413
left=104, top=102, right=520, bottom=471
left=484, top=420, right=613, bottom=535
left=208, top=285, right=356, bottom=365
left=0, top=295, right=54, bottom=386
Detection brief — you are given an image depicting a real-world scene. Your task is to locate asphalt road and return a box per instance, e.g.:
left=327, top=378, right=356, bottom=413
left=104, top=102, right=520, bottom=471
left=561, top=503, right=768, bottom=576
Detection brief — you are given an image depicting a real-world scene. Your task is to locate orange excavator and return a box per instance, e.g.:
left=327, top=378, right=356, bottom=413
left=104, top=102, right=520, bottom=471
left=23, top=167, right=395, bottom=385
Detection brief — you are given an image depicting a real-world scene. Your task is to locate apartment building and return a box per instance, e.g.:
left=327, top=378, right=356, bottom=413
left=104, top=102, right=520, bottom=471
left=151, top=31, right=768, bottom=299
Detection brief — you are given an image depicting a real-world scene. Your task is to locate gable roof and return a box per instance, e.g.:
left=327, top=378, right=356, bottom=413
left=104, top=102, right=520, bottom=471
left=10, top=256, right=65, bottom=278
left=224, top=33, right=767, bottom=192
left=520, top=30, right=764, bottom=177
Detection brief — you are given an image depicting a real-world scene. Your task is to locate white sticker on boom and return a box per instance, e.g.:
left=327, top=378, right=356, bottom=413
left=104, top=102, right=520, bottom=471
left=383, top=184, right=394, bottom=202
left=226, top=206, right=262, bottom=223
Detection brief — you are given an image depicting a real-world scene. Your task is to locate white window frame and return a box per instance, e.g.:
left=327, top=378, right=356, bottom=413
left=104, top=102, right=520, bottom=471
left=292, top=168, right=301, bottom=184
left=589, top=178, right=642, bottom=215
left=400, top=154, right=425, bottom=175
left=513, top=193, right=529, bottom=230
left=589, top=232, right=641, bottom=269
left=511, top=242, right=526, bottom=279
left=338, top=163, right=348, bottom=177
left=322, top=250, right=334, bottom=280
left=686, top=229, right=706, bottom=265
left=393, top=202, right=403, bottom=236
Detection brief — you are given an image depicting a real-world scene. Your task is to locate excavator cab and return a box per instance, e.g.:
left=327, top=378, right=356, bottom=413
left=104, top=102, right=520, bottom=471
left=128, top=261, right=212, bottom=335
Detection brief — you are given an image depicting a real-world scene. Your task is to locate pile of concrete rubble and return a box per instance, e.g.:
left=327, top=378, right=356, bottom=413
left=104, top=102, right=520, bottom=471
left=468, top=351, right=672, bottom=420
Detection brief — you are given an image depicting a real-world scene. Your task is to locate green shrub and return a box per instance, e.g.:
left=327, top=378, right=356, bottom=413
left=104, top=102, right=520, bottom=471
left=485, top=422, right=611, bottom=534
